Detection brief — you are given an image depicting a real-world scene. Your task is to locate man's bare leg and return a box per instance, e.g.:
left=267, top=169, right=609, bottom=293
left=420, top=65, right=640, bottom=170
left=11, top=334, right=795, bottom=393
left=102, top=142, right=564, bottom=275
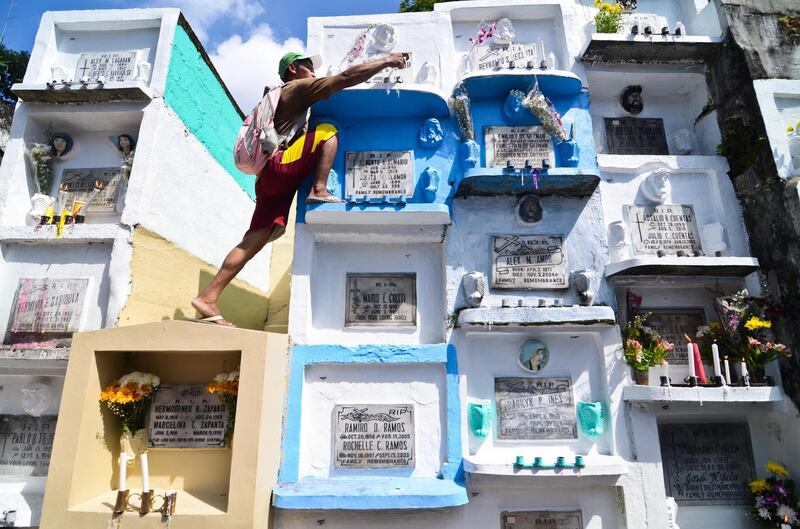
left=191, top=226, right=277, bottom=325
left=306, top=134, right=341, bottom=201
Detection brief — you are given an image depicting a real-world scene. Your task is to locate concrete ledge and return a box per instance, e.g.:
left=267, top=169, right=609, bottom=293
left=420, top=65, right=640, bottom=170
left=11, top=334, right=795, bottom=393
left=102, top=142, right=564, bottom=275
left=0, top=347, right=70, bottom=361
left=456, top=306, right=616, bottom=328
left=304, top=203, right=451, bottom=226
left=11, top=82, right=154, bottom=103
left=461, top=70, right=582, bottom=99
left=623, top=384, right=783, bottom=403
left=312, top=85, right=450, bottom=119
left=456, top=168, right=600, bottom=198
left=0, top=224, right=120, bottom=244
left=605, top=256, right=760, bottom=278
left=463, top=455, right=627, bottom=478
left=272, top=477, right=468, bottom=510
left=581, top=34, right=723, bottom=64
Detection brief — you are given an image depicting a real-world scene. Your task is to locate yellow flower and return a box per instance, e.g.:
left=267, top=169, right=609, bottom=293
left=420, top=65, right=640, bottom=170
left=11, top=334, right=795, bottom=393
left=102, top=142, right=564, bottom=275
left=744, top=317, right=772, bottom=331
left=749, top=479, right=769, bottom=493
left=765, top=461, right=790, bottom=477
left=790, top=125, right=796, bottom=133
left=595, top=0, right=601, bottom=6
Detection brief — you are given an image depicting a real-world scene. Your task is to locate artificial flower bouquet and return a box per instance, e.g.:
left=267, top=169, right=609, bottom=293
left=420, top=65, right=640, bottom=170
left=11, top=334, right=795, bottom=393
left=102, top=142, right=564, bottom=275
left=621, top=312, right=673, bottom=383
left=451, top=85, right=475, bottom=142
left=696, top=290, right=791, bottom=374
left=594, top=1, right=625, bottom=34
left=26, top=143, right=55, bottom=195
left=509, top=86, right=568, bottom=141
left=99, top=371, right=160, bottom=434
left=208, top=369, right=239, bottom=441
left=749, top=461, right=798, bottom=527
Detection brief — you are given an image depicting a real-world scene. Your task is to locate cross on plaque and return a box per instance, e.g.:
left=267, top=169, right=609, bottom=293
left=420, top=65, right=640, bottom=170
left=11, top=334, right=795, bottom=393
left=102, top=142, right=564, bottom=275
left=633, top=213, right=646, bottom=242
left=78, top=59, right=91, bottom=77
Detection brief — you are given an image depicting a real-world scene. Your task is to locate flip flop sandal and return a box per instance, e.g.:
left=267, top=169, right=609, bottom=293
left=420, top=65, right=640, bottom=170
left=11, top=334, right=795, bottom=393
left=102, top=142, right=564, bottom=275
left=183, top=315, right=236, bottom=327
left=305, top=195, right=345, bottom=204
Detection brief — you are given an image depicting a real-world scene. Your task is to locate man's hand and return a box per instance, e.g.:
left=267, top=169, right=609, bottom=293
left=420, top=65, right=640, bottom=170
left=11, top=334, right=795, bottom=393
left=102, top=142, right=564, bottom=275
left=328, top=53, right=411, bottom=93
left=385, top=52, right=409, bottom=69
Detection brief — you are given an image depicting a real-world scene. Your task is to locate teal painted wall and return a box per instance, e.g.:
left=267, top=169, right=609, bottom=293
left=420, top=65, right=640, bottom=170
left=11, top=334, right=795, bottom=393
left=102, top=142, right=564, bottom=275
left=165, top=26, right=254, bottom=199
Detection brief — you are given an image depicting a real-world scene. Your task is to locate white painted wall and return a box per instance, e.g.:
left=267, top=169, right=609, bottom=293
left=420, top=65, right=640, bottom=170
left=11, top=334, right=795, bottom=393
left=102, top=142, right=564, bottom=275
left=298, top=363, right=446, bottom=479
left=753, top=79, right=800, bottom=180
left=275, top=507, right=466, bottom=529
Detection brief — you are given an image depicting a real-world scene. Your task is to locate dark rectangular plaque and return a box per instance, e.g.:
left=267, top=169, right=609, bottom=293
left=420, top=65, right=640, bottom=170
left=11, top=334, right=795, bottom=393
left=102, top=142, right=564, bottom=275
left=502, top=511, right=583, bottom=529
left=147, top=384, right=228, bottom=448
left=345, top=274, right=416, bottom=327
left=492, top=235, right=568, bottom=289
left=8, top=278, right=88, bottom=334
left=605, top=117, right=669, bottom=155
left=644, top=309, right=706, bottom=364
left=495, top=377, right=576, bottom=440
left=660, top=423, right=755, bottom=505
left=60, top=167, right=121, bottom=212
left=485, top=126, right=554, bottom=168
left=334, top=404, right=414, bottom=468
left=0, top=415, right=57, bottom=476
left=74, top=51, right=137, bottom=83
left=626, top=204, right=702, bottom=255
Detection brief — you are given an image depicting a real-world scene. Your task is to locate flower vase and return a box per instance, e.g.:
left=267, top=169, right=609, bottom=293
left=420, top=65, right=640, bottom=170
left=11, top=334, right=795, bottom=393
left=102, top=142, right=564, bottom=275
left=632, top=368, right=649, bottom=385
left=750, top=366, right=766, bottom=384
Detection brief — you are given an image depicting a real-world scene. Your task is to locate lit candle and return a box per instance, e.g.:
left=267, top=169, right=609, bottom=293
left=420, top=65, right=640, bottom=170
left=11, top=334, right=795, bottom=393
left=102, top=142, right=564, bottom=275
left=711, top=343, right=722, bottom=377
left=118, top=452, right=127, bottom=491
left=781, top=515, right=790, bottom=529
left=740, top=359, right=749, bottom=380
left=140, top=452, right=150, bottom=493
left=724, top=356, right=732, bottom=385
left=687, top=343, right=696, bottom=377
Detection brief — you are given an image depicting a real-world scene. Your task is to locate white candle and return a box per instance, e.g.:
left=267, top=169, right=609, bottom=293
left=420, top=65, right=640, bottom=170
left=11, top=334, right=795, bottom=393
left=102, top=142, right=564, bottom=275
left=711, top=343, right=721, bottom=377
left=740, top=359, right=749, bottom=378
left=663, top=360, right=670, bottom=383
left=724, top=356, right=731, bottom=385
left=539, top=39, right=546, bottom=63
left=687, top=343, right=696, bottom=377
left=118, top=452, right=127, bottom=491
left=140, top=452, right=150, bottom=492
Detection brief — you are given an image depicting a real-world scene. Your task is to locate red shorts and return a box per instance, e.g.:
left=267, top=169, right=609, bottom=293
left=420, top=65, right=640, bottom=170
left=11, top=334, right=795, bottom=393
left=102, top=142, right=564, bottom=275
left=248, top=123, right=338, bottom=236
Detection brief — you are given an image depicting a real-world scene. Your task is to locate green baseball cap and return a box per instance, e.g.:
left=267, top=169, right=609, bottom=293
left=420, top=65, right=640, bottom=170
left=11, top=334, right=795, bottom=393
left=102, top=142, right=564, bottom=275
left=279, top=51, right=323, bottom=79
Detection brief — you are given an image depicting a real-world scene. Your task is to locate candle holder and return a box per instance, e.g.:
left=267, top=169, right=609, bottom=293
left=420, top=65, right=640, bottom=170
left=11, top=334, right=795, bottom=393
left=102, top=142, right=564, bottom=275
left=740, top=375, right=751, bottom=387
left=140, top=491, right=154, bottom=514
left=684, top=376, right=698, bottom=387
left=113, top=490, right=129, bottom=514
left=161, top=490, right=177, bottom=516
left=710, top=375, right=724, bottom=387
left=659, top=376, right=671, bottom=387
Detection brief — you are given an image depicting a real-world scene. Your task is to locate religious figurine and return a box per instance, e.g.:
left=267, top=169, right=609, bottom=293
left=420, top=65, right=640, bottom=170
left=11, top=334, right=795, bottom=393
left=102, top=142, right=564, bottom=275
left=117, top=134, right=137, bottom=182
left=21, top=382, right=51, bottom=417
left=492, top=18, right=516, bottom=46
left=620, top=85, right=644, bottom=115
left=640, top=168, right=671, bottom=204
left=417, top=61, right=438, bottom=85
left=418, top=118, right=444, bottom=149
left=572, top=269, right=595, bottom=305
left=670, top=129, right=695, bottom=155
left=462, top=271, right=486, bottom=308
left=136, top=61, right=152, bottom=83
left=608, top=220, right=628, bottom=261
left=371, top=24, right=397, bottom=53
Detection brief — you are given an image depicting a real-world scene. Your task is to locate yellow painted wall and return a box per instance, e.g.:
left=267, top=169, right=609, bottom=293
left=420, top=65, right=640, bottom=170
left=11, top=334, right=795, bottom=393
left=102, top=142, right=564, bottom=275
left=119, top=228, right=269, bottom=330
left=264, top=197, right=296, bottom=333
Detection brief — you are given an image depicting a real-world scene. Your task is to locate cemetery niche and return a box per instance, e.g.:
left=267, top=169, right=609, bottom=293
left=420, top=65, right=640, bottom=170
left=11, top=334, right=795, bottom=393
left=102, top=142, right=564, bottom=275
left=4, top=278, right=89, bottom=347
left=345, top=274, right=417, bottom=327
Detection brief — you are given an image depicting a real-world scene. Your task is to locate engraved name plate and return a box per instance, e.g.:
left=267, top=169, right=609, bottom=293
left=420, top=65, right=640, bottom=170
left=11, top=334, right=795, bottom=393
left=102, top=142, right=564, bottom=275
left=345, top=274, right=416, bottom=327
left=61, top=167, right=121, bottom=212
left=626, top=204, right=702, bottom=255
left=660, top=423, right=755, bottom=505
left=605, top=117, right=669, bottom=155
left=334, top=404, right=414, bottom=468
left=74, top=51, right=137, bottom=83
left=147, top=384, right=228, bottom=448
left=345, top=151, right=414, bottom=198
left=502, top=510, right=583, bottom=529
left=472, top=43, right=539, bottom=71
left=8, top=278, right=89, bottom=334
left=495, top=377, right=577, bottom=440
left=492, top=235, right=568, bottom=289
left=0, top=415, right=57, bottom=477
left=644, top=309, right=706, bottom=364
left=485, top=126, right=554, bottom=168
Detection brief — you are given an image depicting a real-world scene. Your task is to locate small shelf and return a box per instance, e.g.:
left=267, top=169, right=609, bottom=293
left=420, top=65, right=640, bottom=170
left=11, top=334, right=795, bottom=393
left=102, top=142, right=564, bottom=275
left=581, top=34, right=723, bottom=64
left=605, top=256, right=760, bottom=278
left=463, top=455, right=627, bottom=478
left=456, top=306, right=616, bottom=329
left=312, top=84, right=450, bottom=119
left=0, top=224, right=120, bottom=244
left=460, top=70, right=582, bottom=99
left=303, top=202, right=451, bottom=226
left=0, top=346, right=70, bottom=361
left=455, top=167, right=600, bottom=198
left=11, top=82, right=154, bottom=103
left=623, top=384, right=784, bottom=404
left=272, top=477, right=468, bottom=510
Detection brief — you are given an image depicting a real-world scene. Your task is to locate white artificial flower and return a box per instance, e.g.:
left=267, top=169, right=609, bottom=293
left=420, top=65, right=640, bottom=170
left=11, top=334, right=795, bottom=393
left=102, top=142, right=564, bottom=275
left=776, top=505, right=797, bottom=523
left=215, top=374, right=226, bottom=383
left=758, top=507, right=771, bottom=520
left=696, top=325, right=710, bottom=337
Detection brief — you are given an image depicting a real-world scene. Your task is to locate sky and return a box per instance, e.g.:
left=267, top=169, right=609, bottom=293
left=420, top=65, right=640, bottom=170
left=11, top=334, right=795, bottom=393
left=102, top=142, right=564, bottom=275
left=0, top=0, right=402, bottom=109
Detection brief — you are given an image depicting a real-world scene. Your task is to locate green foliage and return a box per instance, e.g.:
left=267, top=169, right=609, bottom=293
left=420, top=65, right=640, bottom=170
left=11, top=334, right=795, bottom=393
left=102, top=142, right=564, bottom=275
left=0, top=44, right=30, bottom=105
left=778, top=15, right=800, bottom=41
left=399, top=0, right=459, bottom=13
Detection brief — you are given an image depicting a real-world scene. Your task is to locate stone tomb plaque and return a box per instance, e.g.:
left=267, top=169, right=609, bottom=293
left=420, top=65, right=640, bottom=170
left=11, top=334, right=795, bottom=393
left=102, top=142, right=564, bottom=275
left=472, top=43, right=539, bottom=72
left=495, top=377, right=577, bottom=440
left=485, top=126, right=554, bottom=168
left=626, top=204, right=702, bottom=255
left=0, top=415, right=57, bottom=477
left=660, top=423, right=755, bottom=505
left=492, top=235, right=568, bottom=289
left=345, top=274, right=416, bottom=327
left=334, top=404, right=414, bottom=468
left=8, top=278, right=88, bottom=334
left=345, top=151, right=414, bottom=198
left=147, top=384, right=228, bottom=448
left=604, top=117, right=669, bottom=155
left=502, top=511, right=583, bottom=529
left=645, top=309, right=706, bottom=364
left=60, top=167, right=122, bottom=212
left=74, top=51, right=137, bottom=83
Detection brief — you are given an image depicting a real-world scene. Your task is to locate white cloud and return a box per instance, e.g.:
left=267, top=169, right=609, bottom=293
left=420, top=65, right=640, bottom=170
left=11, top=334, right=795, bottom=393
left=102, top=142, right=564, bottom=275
left=209, top=24, right=305, bottom=111
left=146, top=0, right=266, bottom=42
